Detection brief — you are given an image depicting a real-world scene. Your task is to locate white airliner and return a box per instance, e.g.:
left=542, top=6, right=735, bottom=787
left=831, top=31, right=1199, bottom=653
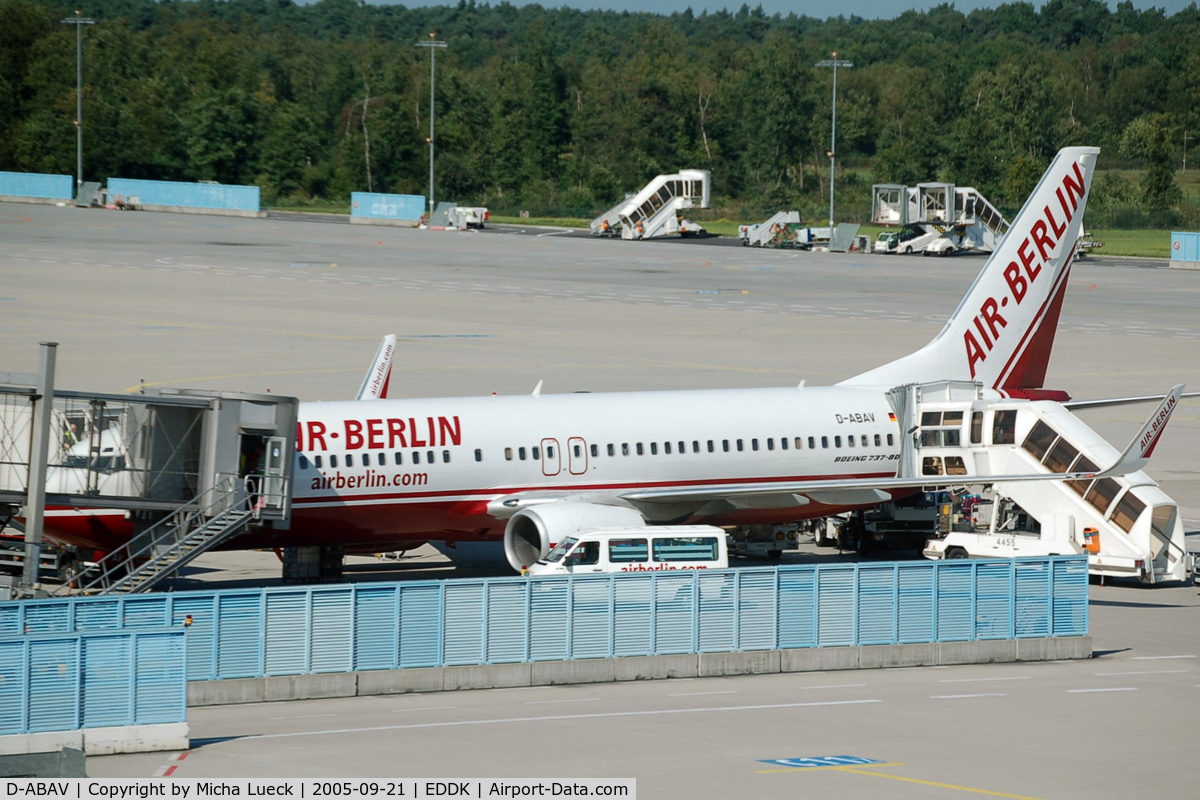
left=32, top=147, right=1192, bottom=581
left=264, top=146, right=1186, bottom=581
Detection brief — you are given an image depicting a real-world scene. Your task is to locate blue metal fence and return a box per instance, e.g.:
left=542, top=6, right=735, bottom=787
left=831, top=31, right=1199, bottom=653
left=106, top=178, right=260, bottom=212
left=351, top=192, right=426, bottom=222
left=1171, top=231, right=1200, bottom=262
left=0, top=628, right=186, bottom=735
left=0, top=171, right=74, bottom=200
left=0, top=557, right=1087, bottom=682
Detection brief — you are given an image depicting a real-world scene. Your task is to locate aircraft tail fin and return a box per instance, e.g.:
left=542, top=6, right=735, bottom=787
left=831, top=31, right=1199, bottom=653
left=841, top=146, right=1099, bottom=395
left=356, top=335, right=396, bottom=400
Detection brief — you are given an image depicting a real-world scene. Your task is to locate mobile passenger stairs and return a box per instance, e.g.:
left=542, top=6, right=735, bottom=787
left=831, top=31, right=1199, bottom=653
left=589, top=170, right=711, bottom=240
left=872, top=182, right=1010, bottom=255
left=0, top=352, right=297, bottom=597
left=889, top=381, right=1189, bottom=583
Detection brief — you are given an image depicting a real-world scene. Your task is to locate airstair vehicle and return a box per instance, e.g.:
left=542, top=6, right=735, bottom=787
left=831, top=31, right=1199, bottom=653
left=889, top=381, right=1188, bottom=583
left=0, top=375, right=297, bottom=595
left=739, top=211, right=802, bottom=246
left=589, top=194, right=633, bottom=236
left=591, top=170, right=711, bottom=240
left=871, top=182, right=1010, bottom=255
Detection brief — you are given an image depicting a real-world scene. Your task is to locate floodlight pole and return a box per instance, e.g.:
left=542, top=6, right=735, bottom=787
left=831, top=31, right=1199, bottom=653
left=815, top=52, right=853, bottom=234
left=61, top=11, right=95, bottom=189
left=416, top=33, right=447, bottom=219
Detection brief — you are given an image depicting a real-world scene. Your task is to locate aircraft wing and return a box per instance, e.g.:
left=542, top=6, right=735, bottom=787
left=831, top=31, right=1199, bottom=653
left=623, top=385, right=1184, bottom=506
left=1063, top=389, right=1199, bottom=410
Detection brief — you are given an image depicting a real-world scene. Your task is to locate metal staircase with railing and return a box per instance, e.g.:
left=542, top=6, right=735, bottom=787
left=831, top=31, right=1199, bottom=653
left=61, top=477, right=264, bottom=595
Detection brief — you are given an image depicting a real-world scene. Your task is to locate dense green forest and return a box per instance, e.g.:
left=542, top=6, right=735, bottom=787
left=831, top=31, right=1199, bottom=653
left=3, top=0, right=1199, bottom=224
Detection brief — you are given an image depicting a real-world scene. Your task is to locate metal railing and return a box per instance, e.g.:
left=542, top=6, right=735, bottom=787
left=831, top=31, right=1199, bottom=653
left=8, top=556, right=1089, bottom=681
left=62, top=476, right=261, bottom=595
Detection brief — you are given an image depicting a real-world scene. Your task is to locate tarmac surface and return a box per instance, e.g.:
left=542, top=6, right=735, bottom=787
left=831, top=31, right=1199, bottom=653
left=3, top=202, right=1200, bottom=795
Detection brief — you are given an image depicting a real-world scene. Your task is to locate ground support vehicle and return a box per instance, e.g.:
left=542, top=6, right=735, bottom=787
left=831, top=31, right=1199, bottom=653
left=526, top=526, right=728, bottom=576
left=725, top=523, right=801, bottom=560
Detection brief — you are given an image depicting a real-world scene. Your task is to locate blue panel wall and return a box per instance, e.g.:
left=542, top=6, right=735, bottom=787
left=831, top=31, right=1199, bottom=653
left=106, top=178, right=260, bottom=212
left=351, top=192, right=426, bottom=221
left=0, top=629, right=185, bottom=735
left=1, top=557, right=1088, bottom=684
left=1171, top=231, right=1200, bottom=262
left=0, top=171, right=73, bottom=200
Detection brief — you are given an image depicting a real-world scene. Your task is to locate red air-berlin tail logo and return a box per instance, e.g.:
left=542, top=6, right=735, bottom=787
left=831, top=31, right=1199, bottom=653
left=964, top=161, right=1087, bottom=379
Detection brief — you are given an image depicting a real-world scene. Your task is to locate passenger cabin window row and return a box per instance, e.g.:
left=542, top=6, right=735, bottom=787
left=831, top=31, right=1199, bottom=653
left=503, top=433, right=896, bottom=461
left=298, top=450, right=454, bottom=470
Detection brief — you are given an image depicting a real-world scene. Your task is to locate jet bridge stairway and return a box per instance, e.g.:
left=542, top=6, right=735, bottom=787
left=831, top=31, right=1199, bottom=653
left=894, top=381, right=1189, bottom=583
left=61, top=478, right=258, bottom=595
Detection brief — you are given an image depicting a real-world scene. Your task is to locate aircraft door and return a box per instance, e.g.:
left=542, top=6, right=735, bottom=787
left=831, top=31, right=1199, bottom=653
left=260, top=435, right=288, bottom=510
left=541, top=438, right=561, bottom=477
left=568, top=437, right=588, bottom=475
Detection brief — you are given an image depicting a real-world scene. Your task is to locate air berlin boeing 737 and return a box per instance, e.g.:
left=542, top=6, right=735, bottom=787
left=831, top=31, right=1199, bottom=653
left=34, top=147, right=1193, bottom=578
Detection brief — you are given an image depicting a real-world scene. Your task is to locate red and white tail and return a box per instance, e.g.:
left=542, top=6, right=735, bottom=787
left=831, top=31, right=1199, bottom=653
left=356, top=334, right=396, bottom=400
left=842, top=146, right=1099, bottom=396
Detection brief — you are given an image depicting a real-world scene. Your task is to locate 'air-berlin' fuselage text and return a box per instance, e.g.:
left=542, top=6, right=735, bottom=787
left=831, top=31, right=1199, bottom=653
left=297, top=416, right=461, bottom=452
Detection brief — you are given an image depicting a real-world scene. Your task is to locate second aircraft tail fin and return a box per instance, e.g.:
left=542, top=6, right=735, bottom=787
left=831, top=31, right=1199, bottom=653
left=356, top=334, right=396, bottom=400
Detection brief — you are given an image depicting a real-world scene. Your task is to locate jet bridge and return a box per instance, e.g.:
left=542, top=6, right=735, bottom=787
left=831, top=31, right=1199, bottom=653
left=0, top=360, right=298, bottom=595
left=889, top=380, right=1189, bottom=583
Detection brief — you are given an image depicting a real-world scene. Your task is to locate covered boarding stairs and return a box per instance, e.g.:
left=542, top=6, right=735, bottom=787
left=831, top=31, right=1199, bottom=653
left=872, top=183, right=1010, bottom=252
left=590, top=170, right=711, bottom=239
left=889, top=381, right=1188, bottom=583
left=0, top=381, right=297, bottom=595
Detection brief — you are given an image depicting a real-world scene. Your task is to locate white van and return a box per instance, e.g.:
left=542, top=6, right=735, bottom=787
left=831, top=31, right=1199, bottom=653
left=526, top=526, right=729, bottom=576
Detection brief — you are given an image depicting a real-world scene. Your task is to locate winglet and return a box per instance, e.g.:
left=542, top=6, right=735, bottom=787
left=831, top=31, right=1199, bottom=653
left=1095, top=384, right=1184, bottom=478
left=356, top=335, right=396, bottom=400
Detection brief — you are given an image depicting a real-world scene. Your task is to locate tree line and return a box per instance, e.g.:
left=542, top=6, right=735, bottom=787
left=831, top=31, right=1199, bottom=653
left=2, top=0, right=1198, bottom=225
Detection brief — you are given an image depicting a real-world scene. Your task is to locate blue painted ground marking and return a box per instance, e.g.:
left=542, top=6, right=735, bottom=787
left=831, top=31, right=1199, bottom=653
left=760, top=756, right=883, bottom=769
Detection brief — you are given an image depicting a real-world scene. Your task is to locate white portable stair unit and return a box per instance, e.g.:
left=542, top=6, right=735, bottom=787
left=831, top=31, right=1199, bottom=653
left=739, top=211, right=801, bottom=246
left=893, top=381, right=1189, bottom=583
left=615, top=169, right=711, bottom=240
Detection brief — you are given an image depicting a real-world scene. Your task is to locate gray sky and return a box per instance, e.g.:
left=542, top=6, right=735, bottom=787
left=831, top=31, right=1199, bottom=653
left=376, top=1, right=1197, bottom=19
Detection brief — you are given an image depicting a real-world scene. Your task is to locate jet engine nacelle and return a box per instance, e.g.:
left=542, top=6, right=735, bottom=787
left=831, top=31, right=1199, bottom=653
left=503, top=502, right=646, bottom=571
